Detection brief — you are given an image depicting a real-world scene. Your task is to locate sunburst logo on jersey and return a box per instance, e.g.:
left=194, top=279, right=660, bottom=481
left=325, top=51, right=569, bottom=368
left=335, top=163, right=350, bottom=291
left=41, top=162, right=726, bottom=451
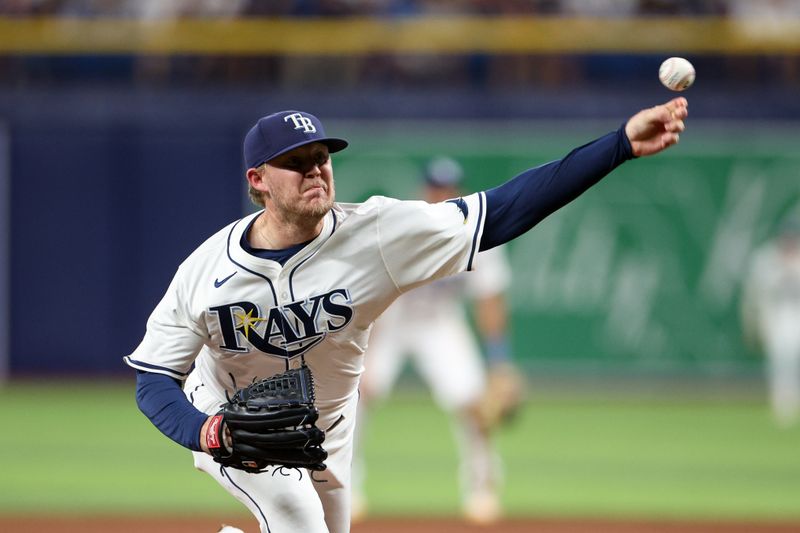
left=233, top=308, right=266, bottom=339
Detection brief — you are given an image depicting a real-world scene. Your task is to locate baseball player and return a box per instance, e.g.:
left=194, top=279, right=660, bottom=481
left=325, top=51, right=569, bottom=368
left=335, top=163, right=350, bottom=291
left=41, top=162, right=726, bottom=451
left=351, top=156, right=519, bottom=524
left=126, top=99, right=688, bottom=533
left=741, top=215, right=800, bottom=427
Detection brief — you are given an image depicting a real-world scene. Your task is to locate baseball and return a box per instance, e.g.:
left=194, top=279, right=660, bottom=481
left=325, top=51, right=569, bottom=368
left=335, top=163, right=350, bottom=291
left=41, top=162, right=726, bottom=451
left=659, top=57, right=695, bottom=91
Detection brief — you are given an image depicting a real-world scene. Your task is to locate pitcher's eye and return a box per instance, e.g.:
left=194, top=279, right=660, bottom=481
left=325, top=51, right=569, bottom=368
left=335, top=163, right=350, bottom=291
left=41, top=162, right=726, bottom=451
left=282, top=158, right=301, bottom=170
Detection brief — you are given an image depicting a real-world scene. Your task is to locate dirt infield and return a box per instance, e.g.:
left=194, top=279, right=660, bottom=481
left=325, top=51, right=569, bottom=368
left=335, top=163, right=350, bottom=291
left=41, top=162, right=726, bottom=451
left=2, top=516, right=800, bottom=532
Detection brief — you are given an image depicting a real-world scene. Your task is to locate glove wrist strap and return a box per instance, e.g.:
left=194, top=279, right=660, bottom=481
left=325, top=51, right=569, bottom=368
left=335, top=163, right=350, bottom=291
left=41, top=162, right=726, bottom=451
left=206, top=414, right=231, bottom=458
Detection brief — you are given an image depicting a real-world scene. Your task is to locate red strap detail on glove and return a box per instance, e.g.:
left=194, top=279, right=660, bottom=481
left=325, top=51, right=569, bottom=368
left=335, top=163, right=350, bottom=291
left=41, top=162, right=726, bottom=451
left=206, top=414, right=224, bottom=450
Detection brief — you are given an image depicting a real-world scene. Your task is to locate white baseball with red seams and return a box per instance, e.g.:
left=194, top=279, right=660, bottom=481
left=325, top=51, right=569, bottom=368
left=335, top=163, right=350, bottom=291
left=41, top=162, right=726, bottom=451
left=659, top=57, right=695, bottom=91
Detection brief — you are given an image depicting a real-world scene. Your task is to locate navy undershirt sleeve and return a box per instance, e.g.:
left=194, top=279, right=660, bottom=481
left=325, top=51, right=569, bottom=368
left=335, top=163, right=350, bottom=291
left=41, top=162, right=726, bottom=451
left=480, top=124, right=634, bottom=251
left=135, top=370, right=208, bottom=452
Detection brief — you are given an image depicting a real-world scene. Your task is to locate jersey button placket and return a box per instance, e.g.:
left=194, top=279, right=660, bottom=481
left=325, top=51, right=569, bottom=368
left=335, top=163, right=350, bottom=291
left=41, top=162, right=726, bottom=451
left=279, top=282, right=299, bottom=369
left=277, top=273, right=289, bottom=302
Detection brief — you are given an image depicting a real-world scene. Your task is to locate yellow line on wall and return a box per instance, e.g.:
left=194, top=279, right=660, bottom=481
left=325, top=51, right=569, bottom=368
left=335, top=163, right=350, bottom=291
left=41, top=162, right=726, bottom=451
left=0, top=16, right=799, bottom=55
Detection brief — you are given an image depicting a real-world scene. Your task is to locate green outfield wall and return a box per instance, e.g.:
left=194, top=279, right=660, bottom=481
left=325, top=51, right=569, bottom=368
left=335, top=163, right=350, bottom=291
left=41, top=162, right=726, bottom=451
left=331, top=120, right=800, bottom=377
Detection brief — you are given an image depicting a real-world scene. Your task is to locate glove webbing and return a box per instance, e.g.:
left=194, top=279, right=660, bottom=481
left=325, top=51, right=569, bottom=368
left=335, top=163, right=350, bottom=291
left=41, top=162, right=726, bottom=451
left=235, top=364, right=316, bottom=409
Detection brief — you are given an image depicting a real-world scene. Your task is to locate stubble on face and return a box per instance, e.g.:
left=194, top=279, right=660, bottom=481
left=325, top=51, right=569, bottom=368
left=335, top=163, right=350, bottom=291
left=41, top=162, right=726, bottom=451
left=263, top=145, right=335, bottom=228
left=274, top=179, right=335, bottom=223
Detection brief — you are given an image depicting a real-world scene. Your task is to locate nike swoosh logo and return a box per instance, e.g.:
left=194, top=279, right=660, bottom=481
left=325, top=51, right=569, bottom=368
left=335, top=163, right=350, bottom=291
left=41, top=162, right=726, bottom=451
left=214, top=272, right=237, bottom=288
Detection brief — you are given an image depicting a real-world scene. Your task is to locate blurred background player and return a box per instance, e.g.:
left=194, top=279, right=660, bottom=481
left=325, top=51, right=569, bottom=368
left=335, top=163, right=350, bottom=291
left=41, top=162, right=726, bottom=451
left=352, top=156, right=525, bottom=524
left=741, top=214, right=800, bottom=427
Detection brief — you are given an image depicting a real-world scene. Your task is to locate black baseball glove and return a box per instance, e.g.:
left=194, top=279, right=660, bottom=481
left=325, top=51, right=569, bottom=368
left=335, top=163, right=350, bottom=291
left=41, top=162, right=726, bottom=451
left=205, top=364, right=327, bottom=473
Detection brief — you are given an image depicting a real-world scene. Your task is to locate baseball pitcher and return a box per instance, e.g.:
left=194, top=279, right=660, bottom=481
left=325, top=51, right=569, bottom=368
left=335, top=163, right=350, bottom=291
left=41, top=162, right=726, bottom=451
left=126, top=100, right=688, bottom=532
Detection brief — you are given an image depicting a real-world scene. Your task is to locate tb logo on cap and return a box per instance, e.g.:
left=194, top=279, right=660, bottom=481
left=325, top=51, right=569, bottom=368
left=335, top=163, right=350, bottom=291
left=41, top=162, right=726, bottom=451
left=284, top=113, right=317, bottom=134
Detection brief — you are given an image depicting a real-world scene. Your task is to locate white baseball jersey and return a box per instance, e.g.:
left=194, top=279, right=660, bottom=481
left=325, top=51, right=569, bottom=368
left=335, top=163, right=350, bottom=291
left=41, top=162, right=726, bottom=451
left=124, top=193, right=486, bottom=533
left=381, top=245, right=511, bottom=320
left=362, top=247, right=511, bottom=409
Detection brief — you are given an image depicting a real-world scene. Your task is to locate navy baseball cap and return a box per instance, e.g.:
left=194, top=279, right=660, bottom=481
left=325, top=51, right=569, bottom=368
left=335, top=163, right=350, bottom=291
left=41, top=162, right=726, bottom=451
left=243, top=110, right=349, bottom=169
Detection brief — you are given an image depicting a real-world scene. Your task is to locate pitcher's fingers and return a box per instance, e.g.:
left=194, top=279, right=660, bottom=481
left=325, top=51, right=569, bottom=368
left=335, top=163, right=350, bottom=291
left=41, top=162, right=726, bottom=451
left=662, top=132, right=680, bottom=147
left=666, top=97, right=689, bottom=119
left=665, top=119, right=685, bottom=133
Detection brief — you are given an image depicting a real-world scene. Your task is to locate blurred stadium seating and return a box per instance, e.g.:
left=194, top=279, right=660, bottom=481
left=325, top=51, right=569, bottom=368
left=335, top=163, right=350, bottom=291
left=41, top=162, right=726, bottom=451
left=0, top=1, right=798, bottom=94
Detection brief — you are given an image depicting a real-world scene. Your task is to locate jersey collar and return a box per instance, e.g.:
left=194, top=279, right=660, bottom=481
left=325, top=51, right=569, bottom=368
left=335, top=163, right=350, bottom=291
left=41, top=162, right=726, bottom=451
left=227, top=209, right=336, bottom=277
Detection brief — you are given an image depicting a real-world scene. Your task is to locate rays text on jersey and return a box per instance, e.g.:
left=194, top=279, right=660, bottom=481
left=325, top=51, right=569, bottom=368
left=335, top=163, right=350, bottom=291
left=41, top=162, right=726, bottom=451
left=208, top=289, right=354, bottom=358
